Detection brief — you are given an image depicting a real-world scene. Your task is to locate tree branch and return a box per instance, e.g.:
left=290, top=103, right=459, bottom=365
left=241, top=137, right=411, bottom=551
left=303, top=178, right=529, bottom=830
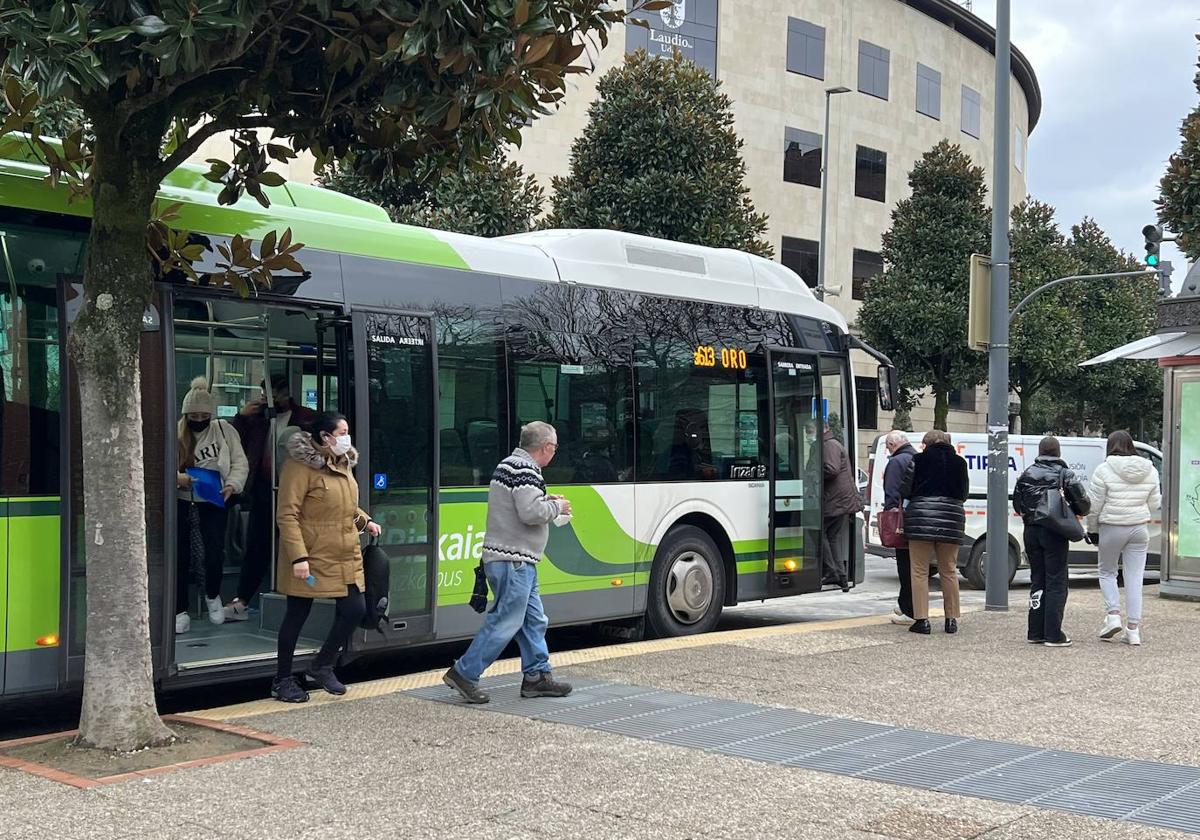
left=153, top=115, right=277, bottom=182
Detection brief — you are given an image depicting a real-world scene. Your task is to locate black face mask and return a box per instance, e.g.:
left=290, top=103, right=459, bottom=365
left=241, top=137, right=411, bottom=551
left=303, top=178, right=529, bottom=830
left=187, top=418, right=211, bottom=434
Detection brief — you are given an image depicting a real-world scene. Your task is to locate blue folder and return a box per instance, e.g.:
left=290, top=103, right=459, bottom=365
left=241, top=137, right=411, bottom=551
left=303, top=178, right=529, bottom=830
left=186, top=467, right=226, bottom=508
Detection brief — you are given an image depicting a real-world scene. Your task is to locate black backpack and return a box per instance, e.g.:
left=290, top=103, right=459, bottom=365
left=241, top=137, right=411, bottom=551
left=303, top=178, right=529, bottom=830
left=360, top=538, right=391, bottom=632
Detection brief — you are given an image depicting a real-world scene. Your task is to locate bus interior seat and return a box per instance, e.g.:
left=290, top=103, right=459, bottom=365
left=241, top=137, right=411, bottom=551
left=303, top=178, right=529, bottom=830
left=464, top=418, right=499, bottom=480
left=439, top=428, right=474, bottom=486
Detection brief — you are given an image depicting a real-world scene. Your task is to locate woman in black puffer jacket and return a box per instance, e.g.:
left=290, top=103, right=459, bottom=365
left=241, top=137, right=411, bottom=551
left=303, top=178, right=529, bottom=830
left=900, top=430, right=969, bottom=636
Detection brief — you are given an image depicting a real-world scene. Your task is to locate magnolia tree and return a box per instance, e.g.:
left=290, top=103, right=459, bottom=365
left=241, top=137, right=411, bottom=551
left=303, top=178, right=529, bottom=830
left=0, top=0, right=666, bottom=753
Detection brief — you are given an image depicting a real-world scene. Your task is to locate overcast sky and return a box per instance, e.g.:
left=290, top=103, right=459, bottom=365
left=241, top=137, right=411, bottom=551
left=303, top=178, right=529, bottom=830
left=971, top=0, right=1197, bottom=273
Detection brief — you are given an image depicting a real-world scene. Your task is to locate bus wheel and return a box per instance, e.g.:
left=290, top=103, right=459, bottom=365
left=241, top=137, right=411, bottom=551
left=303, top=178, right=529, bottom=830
left=647, top=525, right=726, bottom=637
left=963, top=540, right=1018, bottom=590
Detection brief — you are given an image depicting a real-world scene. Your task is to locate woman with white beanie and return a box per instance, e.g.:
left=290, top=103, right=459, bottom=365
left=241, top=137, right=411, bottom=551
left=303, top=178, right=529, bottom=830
left=176, top=377, right=248, bottom=633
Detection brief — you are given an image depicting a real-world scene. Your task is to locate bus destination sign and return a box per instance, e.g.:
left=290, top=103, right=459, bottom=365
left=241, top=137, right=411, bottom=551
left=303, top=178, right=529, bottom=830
left=693, top=345, right=748, bottom=370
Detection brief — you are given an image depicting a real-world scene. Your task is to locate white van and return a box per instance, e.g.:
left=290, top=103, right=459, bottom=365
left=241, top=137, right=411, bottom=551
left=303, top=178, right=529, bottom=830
left=864, top=433, right=1163, bottom=589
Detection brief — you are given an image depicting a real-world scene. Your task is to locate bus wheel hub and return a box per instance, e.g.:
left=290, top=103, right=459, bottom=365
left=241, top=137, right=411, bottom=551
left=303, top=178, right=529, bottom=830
left=666, top=552, right=713, bottom=624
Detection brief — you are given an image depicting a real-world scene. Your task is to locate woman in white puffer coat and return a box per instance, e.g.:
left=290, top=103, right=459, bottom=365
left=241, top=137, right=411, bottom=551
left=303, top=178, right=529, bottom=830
left=1086, top=430, right=1161, bottom=646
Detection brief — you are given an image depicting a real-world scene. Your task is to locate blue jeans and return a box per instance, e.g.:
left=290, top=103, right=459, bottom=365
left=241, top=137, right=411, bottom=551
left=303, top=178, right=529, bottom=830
left=453, top=561, right=550, bottom=683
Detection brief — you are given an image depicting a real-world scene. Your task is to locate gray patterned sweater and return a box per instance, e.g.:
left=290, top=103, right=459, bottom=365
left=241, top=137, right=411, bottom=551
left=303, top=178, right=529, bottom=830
left=481, top=448, right=562, bottom=564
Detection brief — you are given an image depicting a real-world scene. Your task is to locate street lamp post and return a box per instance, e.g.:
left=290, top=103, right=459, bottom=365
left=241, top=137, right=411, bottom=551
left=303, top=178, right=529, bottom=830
left=816, top=85, right=851, bottom=301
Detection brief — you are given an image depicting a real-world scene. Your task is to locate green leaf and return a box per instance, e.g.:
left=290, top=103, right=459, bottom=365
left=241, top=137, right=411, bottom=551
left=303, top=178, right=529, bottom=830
left=257, top=171, right=286, bottom=187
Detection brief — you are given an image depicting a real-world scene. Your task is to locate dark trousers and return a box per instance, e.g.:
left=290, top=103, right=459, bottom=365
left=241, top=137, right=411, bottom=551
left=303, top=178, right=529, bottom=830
left=276, top=584, right=366, bottom=679
left=176, top=499, right=228, bottom=612
left=821, top=515, right=848, bottom=584
left=895, top=547, right=913, bottom=618
left=235, top=481, right=274, bottom=605
left=1025, top=523, right=1069, bottom=643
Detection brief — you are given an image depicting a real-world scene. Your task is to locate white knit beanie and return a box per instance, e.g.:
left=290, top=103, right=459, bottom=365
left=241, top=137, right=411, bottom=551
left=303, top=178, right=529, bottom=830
left=181, top=376, right=217, bottom=416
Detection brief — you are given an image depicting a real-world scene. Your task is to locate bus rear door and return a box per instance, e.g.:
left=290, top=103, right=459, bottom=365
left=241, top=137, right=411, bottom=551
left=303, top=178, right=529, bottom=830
left=350, top=309, right=439, bottom=649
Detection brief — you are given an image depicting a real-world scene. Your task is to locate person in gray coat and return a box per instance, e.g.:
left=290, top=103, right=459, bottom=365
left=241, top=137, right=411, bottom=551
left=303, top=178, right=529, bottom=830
left=821, top=425, right=863, bottom=590
left=882, top=430, right=917, bottom=625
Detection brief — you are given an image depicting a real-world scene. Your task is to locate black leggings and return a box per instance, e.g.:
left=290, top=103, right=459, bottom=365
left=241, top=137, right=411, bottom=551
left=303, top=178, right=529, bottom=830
left=176, top=499, right=228, bottom=612
left=276, top=584, right=366, bottom=679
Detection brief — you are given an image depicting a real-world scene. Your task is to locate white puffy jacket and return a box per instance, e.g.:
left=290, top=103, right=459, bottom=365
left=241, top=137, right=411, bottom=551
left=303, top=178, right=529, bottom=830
left=1087, top=455, right=1162, bottom=529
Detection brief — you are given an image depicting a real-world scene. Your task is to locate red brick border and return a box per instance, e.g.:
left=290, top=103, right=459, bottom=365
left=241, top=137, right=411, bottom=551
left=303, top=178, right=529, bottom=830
left=0, top=714, right=303, bottom=789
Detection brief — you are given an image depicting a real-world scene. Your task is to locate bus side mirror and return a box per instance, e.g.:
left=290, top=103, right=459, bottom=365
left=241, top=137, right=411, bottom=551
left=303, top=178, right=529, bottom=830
left=878, top=365, right=899, bottom=412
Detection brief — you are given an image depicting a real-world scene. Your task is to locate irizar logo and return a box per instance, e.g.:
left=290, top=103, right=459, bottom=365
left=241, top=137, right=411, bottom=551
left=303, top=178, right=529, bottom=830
left=730, top=464, right=767, bottom=479
left=660, top=0, right=685, bottom=29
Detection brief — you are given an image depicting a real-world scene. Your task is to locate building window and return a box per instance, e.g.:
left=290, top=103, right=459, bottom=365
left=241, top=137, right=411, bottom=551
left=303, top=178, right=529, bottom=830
left=961, top=85, right=981, bottom=139
left=786, top=18, right=825, bottom=80
left=916, top=63, right=941, bottom=120
left=851, top=248, right=884, bottom=301
left=949, top=388, right=977, bottom=412
left=783, top=127, right=822, bottom=187
left=1014, top=126, right=1026, bottom=173
left=780, top=237, right=819, bottom=288
left=854, top=146, right=887, bottom=203
left=855, top=376, right=879, bottom=430
left=857, top=40, right=890, bottom=100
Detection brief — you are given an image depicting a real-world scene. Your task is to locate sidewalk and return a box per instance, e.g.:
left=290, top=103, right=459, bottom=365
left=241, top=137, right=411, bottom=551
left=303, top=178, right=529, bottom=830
left=1, top=586, right=1197, bottom=840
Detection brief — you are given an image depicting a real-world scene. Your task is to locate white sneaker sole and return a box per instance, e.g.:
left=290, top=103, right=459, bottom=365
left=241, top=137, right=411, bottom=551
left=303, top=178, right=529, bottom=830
left=1100, top=624, right=1123, bottom=640
left=890, top=615, right=914, bottom=625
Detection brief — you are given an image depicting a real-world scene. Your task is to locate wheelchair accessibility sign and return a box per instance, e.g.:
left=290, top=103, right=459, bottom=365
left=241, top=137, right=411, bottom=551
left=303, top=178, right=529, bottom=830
left=373, top=473, right=388, bottom=490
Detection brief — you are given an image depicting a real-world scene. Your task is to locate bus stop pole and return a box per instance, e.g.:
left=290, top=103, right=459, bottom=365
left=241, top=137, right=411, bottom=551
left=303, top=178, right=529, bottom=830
left=985, top=0, right=1012, bottom=611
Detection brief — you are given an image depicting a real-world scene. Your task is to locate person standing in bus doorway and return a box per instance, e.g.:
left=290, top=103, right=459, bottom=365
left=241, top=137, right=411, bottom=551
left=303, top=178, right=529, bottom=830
left=1013, top=436, right=1091, bottom=647
left=820, top=422, right=862, bottom=591
left=1087, top=430, right=1161, bottom=647
left=175, top=377, right=248, bottom=634
left=272, top=412, right=381, bottom=703
left=225, top=376, right=317, bottom=622
left=882, top=430, right=917, bottom=625
left=901, top=430, right=967, bottom=635
left=443, top=421, right=574, bottom=704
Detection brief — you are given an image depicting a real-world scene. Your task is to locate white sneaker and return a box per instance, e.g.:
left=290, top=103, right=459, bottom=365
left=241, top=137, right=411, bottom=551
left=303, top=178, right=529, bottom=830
left=1099, top=614, right=1124, bottom=641
left=175, top=611, right=191, bottom=634
left=206, top=596, right=225, bottom=625
left=223, top=599, right=250, bottom=622
left=1124, top=627, right=1142, bottom=646
left=890, top=608, right=914, bottom=625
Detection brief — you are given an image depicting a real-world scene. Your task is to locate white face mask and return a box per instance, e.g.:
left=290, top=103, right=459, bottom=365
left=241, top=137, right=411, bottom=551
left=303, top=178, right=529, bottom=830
left=329, top=434, right=352, bottom=456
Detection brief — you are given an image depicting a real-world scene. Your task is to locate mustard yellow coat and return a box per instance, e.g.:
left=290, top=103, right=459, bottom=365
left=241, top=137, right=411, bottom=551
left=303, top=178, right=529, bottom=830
left=276, top=432, right=369, bottom=598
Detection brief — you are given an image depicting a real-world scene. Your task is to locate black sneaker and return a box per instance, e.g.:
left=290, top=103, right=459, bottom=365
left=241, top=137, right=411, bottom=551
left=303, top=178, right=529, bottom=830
left=1044, top=636, right=1073, bottom=648
left=443, top=667, right=490, bottom=704
left=521, top=672, right=573, bottom=698
left=271, top=676, right=309, bottom=704
left=305, top=665, right=347, bottom=696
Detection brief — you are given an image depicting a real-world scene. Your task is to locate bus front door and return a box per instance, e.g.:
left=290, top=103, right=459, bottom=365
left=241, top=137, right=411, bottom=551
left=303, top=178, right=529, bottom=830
left=767, top=350, right=823, bottom=596
left=351, top=309, right=439, bottom=649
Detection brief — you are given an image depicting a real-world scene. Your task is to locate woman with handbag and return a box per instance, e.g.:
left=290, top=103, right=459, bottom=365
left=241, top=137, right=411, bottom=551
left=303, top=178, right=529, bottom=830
left=1013, top=437, right=1091, bottom=647
left=900, top=430, right=969, bottom=635
left=1086, top=430, right=1161, bottom=646
left=273, top=411, right=382, bottom=703
left=175, top=377, right=249, bottom=634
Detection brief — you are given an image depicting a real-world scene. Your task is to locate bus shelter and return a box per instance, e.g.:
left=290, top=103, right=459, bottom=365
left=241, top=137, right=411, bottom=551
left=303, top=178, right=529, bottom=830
left=1082, top=298, right=1200, bottom=601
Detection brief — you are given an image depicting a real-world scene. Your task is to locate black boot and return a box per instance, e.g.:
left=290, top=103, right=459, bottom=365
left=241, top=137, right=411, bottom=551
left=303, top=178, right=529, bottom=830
left=909, top=619, right=931, bottom=635
left=305, top=664, right=347, bottom=695
left=521, top=671, right=573, bottom=698
left=944, top=618, right=958, bottom=635
left=443, top=667, right=490, bottom=704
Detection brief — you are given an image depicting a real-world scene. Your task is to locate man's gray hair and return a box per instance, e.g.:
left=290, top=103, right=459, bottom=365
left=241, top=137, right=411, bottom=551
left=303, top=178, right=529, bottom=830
left=519, top=420, right=557, bottom=451
left=884, top=430, right=909, bottom=450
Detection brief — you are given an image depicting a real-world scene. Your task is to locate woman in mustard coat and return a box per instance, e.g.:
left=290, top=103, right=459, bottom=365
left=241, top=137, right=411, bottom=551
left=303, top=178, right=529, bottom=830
left=273, top=411, right=381, bottom=703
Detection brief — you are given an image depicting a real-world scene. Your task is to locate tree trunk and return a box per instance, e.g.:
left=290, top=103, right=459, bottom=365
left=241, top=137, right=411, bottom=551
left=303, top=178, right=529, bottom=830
left=933, top=390, right=949, bottom=431
left=71, top=139, right=174, bottom=751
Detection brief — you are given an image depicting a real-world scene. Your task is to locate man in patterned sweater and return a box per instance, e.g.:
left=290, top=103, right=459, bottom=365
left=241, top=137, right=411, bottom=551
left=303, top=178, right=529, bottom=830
left=443, top=421, right=574, bottom=703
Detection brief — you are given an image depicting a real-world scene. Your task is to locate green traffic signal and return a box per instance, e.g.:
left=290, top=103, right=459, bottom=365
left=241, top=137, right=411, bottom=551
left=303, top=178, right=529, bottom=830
left=1148, top=253, right=1160, bottom=267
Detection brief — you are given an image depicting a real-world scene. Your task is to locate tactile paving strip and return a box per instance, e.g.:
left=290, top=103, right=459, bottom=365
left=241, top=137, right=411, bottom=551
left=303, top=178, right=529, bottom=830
left=411, top=676, right=1200, bottom=834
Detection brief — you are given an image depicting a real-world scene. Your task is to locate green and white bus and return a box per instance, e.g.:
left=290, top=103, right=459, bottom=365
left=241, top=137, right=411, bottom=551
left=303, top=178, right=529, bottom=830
left=0, top=140, right=897, bottom=702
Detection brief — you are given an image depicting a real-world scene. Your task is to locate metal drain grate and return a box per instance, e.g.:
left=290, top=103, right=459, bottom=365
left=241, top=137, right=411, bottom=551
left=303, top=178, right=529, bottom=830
left=411, top=676, right=1200, bottom=834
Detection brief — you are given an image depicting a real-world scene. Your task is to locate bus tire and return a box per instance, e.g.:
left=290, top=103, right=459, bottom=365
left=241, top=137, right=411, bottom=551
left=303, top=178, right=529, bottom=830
left=963, top=539, right=1018, bottom=590
left=646, top=525, right=726, bottom=638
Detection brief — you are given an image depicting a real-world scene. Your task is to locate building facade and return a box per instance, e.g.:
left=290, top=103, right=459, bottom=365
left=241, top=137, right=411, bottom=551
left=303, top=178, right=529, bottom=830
left=507, top=0, right=1040, bottom=457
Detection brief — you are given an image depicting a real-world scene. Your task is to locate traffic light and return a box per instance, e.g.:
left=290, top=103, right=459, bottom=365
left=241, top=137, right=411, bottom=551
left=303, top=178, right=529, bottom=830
left=1143, top=224, right=1163, bottom=267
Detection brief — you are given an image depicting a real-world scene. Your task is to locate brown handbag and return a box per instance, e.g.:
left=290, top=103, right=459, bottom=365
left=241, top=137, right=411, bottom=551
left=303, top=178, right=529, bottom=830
left=879, top=507, right=908, bottom=548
